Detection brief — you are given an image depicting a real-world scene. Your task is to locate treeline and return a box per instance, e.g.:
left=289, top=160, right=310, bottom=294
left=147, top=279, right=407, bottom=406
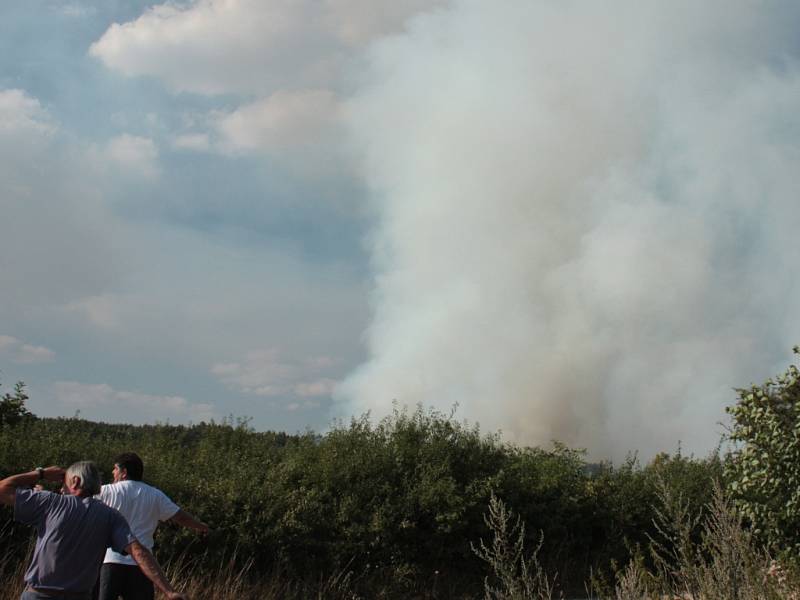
left=0, top=404, right=722, bottom=596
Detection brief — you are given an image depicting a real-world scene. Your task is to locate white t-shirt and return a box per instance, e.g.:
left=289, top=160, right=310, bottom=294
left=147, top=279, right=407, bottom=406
left=96, top=480, right=179, bottom=565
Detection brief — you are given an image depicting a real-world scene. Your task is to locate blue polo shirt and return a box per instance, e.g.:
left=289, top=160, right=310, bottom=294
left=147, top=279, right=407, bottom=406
left=15, top=488, right=137, bottom=594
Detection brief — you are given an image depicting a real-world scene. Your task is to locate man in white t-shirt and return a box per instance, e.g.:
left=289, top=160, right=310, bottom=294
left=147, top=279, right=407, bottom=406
left=95, top=453, right=209, bottom=600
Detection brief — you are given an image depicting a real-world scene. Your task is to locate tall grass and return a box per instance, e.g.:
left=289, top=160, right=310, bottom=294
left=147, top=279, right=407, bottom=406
left=160, top=551, right=363, bottom=600
left=0, top=523, right=29, bottom=600
left=471, top=493, right=561, bottom=600
left=3, top=480, right=799, bottom=599
left=0, top=554, right=363, bottom=600
left=0, top=523, right=364, bottom=600
left=472, top=482, right=800, bottom=600
left=634, top=478, right=797, bottom=600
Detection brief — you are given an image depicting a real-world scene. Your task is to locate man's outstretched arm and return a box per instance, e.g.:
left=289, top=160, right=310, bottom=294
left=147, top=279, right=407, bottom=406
left=127, top=540, right=188, bottom=600
left=169, top=509, right=209, bottom=534
left=0, top=467, right=64, bottom=506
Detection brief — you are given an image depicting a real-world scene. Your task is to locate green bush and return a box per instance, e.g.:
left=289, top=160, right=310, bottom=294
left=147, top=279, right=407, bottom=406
left=725, top=346, right=800, bottom=560
left=0, top=381, right=34, bottom=429
left=0, top=398, right=724, bottom=595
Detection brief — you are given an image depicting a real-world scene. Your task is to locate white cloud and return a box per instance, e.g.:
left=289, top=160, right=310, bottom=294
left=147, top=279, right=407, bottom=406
left=172, top=133, right=210, bottom=152
left=214, top=90, right=339, bottom=154
left=52, top=381, right=215, bottom=423
left=63, top=294, right=124, bottom=330
left=104, top=134, right=160, bottom=179
left=0, top=335, right=55, bottom=364
left=0, top=89, right=55, bottom=137
left=294, top=379, right=336, bottom=397
left=89, top=0, right=445, bottom=96
left=321, top=0, right=448, bottom=45
left=16, top=344, right=56, bottom=365
left=0, top=90, right=57, bottom=186
left=0, top=335, right=15, bottom=351
left=89, top=0, right=335, bottom=96
left=211, top=348, right=339, bottom=404
left=88, top=0, right=445, bottom=160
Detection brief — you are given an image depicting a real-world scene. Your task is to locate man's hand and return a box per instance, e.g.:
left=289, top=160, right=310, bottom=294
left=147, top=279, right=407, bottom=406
left=0, top=467, right=65, bottom=506
left=166, top=593, right=188, bottom=600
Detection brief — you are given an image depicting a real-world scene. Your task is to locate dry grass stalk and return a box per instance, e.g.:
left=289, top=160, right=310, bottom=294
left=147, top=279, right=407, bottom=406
left=471, top=492, right=561, bottom=600
left=618, top=478, right=797, bottom=600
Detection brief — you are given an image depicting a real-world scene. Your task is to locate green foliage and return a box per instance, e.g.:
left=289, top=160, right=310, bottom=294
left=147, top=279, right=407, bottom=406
left=0, top=381, right=34, bottom=428
left=0, top=399, right=724, bottom=596
left=568, top=450, right=720, bottom=587
left=725, top=346, right=800, bottom=559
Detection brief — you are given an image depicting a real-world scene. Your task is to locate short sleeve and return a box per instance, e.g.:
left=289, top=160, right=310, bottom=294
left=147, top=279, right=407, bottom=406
left=108, top=509, right=137, bottom=555
left=95, top=484, right=110, bottom=501
left=14, top=488, right=54, bottom=526
left=156, top=489, right=179, bottom=521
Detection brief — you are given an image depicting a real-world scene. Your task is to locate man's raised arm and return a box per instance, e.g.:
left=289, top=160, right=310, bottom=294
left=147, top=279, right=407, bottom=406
left=126, top=540, right=188, bottom=600
left=0, top=467, right=64, bottom=505
left=169, top=508, right=209, bottom=533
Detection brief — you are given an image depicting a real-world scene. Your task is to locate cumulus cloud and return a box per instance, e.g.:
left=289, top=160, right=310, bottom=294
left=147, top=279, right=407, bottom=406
left=211, top=348, right=339, bottom=408
left=0, top=88, right=55, bottom=137
left=336, top=0, right=800, bottom=460
left=104, top=133, right=160, bottom=179
left=214, top=90, right=340, bottom=154
left=172, top=133, right=210, bottom=152
left=89, top=0, right=445, bottom=159
left=62, top=294, right=124, bottom=331
left=0, top=335, right=55, bottom=364
left=89, top=0, right=445, bottom=96
left=52, top=381, right=215, bottom=423
left=0, top=89, right=57, bottom=181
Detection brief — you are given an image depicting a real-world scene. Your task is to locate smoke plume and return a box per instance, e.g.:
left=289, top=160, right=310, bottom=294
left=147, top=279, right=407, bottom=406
left=337, top=0, right=800, bottom=460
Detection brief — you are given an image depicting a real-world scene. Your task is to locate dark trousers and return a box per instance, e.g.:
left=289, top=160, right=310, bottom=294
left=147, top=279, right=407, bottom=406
left=95, top=564, right=153, bottom=600
left=22, top=592, right=91, bottom=600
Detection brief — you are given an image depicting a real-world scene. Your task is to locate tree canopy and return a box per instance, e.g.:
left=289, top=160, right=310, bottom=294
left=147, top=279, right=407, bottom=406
left=725, top=346, right=800, bottom=560
left=0, top=380, right=34, bottom=428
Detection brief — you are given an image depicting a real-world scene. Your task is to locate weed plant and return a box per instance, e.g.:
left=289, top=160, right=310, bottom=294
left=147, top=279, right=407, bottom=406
left=610, top=478, right=800, bottom=600
left=471, top=493, right=560, bottom=600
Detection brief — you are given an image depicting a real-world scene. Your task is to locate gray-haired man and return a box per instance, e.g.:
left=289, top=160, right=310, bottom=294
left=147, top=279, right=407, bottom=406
left=0, top=462, right=188, bottom=600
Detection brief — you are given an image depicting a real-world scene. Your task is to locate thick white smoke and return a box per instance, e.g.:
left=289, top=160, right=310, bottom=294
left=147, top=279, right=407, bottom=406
left=336, top=0, right=800, bottom=460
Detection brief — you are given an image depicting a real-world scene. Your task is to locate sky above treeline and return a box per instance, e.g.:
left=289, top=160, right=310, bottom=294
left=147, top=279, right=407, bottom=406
left=2, top=0, right=800, bottom=461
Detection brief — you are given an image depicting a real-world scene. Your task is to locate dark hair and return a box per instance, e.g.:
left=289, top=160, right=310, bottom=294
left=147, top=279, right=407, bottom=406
left=114, top=452, right=144, bottom=481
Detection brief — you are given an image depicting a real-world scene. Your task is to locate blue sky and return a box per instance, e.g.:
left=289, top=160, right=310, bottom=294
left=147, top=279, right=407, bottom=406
left=2, top=0, right=800, bottom=460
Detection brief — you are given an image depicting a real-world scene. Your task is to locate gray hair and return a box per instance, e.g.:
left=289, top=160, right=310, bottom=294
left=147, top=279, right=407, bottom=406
left=65, top=461, right=102, bottom=496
